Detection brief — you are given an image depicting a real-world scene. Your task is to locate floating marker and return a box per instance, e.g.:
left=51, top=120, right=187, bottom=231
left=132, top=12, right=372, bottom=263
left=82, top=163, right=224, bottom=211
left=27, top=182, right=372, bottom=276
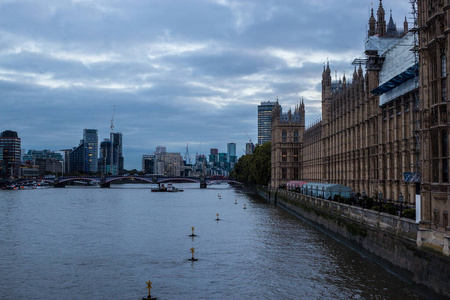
left=188, top=247, right=198, bottom=261
left=190, top=226, right=196, bottom=237
left=143, top=280, right=156, bottom=300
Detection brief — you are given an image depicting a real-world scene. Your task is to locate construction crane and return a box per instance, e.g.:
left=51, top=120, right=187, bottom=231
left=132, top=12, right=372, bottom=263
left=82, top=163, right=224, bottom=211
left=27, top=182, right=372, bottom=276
left=244, top=130, right=252, bottom=143
left=109, top=105, right=115, bottom=175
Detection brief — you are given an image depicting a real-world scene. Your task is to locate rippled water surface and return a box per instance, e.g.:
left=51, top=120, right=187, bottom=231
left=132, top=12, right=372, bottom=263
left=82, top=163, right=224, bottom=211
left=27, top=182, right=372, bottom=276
left=0, top=184, right=430, bottom=299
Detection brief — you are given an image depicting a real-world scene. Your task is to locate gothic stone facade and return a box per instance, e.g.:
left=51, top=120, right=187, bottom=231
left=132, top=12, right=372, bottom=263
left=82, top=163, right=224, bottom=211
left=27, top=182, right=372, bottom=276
left=418, top=0, right=450, bottom=230
left=270, top=102, right=305, bottom=188
left=271, top=0, right=450, bottom=231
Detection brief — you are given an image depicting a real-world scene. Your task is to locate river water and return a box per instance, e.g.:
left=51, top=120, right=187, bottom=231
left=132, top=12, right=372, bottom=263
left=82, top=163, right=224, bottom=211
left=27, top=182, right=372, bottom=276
left=0, top=183, right=433, bottom=299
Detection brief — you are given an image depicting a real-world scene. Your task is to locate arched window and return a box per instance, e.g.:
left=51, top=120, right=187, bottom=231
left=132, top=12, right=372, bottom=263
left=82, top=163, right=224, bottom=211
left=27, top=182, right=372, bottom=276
left=282, top=130, right=287, bottom=142
left=294, top=130, right=299, bottom=142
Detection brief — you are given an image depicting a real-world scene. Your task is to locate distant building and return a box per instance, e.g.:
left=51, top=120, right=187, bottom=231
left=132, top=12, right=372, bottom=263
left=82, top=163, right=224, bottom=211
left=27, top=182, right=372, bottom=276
left=68, top=129, right=98, bottom=174
left=111, top=132, right=124, bottom=174
left=83, top=129, right=98, bottom=173
left=0, top=130, right=21, bottom=178
left=69, top=143, right=84, bottom=174
left=154, top=147, right=183, bottom=176
left=35, top=158, right=63, bottom=175
left=60, top=149, right=71, bottom=174
left=142, top=154, right=156, bottom=174
left=258, top=101, right=277, bottom=145
left=21, top=166, right=39, bottom=178
left=98, top=139, right=114, bottom=174
left=227, top=143, right=237, bottom=163
left=245, top=142, right=255, bottom=155
left=97, top=132, right=123, bottom=175
left=210, top=148, right=218, bottom=156
left=155, top=146, right=166, bottom=155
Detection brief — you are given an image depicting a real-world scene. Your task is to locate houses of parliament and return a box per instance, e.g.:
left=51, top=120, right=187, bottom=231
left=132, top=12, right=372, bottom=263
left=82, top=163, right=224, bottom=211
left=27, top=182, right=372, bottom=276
left=271, top=0, right=450, bottom=232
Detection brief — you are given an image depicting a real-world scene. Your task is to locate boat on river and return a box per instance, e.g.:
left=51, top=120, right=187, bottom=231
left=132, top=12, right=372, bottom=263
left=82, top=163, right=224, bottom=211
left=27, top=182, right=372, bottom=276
left=151, top=183, right=183, bottom=192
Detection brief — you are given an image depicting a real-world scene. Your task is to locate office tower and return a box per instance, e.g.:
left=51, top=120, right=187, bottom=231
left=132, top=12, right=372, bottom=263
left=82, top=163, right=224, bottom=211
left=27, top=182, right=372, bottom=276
left=111, top=132, right=124, bottom=174
left=83, top=129, right=98, bottom=173
left=0, top=130, right=21, bottom=178
left=227, top=142, right=237, bottom=163
left=98, top=139, right=115, bottom=174
left=245, top=142, right=255, bottom=155
left=142, top=154, right=156, bottom=174
left=258, top=101, right=277, bottom=145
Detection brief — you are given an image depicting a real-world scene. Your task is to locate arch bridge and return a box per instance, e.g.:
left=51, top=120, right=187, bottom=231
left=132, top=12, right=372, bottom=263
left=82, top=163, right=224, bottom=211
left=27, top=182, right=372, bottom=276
left=19, top=175, right=241, bottom=189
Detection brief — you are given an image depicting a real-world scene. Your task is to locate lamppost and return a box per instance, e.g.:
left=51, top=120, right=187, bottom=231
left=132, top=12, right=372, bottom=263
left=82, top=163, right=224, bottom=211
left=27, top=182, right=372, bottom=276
left=378, top=191, right=383, bottom=212
left=399, top=192, right=404, bottom=217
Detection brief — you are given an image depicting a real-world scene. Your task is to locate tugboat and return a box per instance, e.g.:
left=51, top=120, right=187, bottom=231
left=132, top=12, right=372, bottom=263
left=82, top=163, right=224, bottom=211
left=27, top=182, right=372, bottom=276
left=151, top=183, right=183, bottom=192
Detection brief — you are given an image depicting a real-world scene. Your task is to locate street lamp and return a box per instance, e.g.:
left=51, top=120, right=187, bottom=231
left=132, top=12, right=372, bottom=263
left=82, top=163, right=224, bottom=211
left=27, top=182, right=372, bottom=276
left=399, top=192, right=404, bottom=217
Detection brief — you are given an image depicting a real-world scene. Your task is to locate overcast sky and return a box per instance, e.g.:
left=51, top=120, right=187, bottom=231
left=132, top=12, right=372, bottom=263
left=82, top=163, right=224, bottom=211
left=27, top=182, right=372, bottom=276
left=0, top=0, right=412, bottom=170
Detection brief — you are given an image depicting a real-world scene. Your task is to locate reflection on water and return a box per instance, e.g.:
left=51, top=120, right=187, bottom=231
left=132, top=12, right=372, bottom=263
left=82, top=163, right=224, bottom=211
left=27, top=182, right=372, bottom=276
left=0, top=183, right=430, bottom=299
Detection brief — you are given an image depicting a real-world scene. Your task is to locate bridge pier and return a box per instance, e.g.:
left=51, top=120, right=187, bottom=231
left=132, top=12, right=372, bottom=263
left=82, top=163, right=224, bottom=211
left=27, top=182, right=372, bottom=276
left=200, top=175, right=207, bottom=189
left=100, top=175, right=110, bottom=188
left=53, top=178, right=66, bottom=188
left=100, top=183, right=110, bottom=188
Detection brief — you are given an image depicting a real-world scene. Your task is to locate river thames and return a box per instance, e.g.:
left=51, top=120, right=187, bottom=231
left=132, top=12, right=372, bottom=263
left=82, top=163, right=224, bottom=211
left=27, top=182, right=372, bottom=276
left=0, top=183, right=435, bottom=299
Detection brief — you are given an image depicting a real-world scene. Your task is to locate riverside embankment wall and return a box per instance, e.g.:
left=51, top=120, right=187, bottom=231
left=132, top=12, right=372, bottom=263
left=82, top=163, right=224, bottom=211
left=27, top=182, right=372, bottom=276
left=257, top=187, right=450, bottom=297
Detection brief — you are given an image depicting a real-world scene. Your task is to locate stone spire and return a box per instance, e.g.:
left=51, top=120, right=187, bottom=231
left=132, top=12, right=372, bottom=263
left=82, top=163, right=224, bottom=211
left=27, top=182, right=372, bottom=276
left=403, top=16, right=408, bottom=36
left=358, top=63, right=363, bottom=78
left=368, top=7, right=376, bottom=36
left=376, top=0, right=386, bottom=36
left=386, top=9, right=397, bottom=37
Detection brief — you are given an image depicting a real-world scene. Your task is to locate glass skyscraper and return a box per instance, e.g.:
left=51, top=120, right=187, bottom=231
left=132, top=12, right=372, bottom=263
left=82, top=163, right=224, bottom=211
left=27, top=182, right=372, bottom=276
left=227, top=142, right=236, bottom=163
left=83, top=129, right=98, bottom=173
left=258, top=101, right=277, bottom=145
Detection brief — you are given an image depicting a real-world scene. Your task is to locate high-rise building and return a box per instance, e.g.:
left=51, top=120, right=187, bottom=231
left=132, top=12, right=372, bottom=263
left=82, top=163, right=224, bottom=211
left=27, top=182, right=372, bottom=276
left=83, top=129, right=98, bottom=173
left=68, top=144, right=84, bottom=174
left=0, top=130, right=21, bottom=178
left=142, top=154, right=156, bottom=174
left=258, top=101, right=277, bottom=145
left=245, top=142, right=255, bottom=155
left=111, top=132, right=124, bottom=174
left=98, top=139, right=117, bottom=175
left=227, top=142, right=237, bottom=163
left=60, top=149, right=71, bottom=174
left=68, top=129, right=98, bottom=174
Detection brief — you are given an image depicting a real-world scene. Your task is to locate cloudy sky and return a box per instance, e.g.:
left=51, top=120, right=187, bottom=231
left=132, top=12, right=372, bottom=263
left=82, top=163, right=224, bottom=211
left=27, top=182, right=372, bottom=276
left=0, top=0, right=412, bottom=169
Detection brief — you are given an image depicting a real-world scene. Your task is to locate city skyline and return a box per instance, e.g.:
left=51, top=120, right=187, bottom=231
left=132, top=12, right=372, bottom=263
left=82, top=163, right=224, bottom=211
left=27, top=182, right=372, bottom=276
left=0, top=0, right=411, bottom=169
